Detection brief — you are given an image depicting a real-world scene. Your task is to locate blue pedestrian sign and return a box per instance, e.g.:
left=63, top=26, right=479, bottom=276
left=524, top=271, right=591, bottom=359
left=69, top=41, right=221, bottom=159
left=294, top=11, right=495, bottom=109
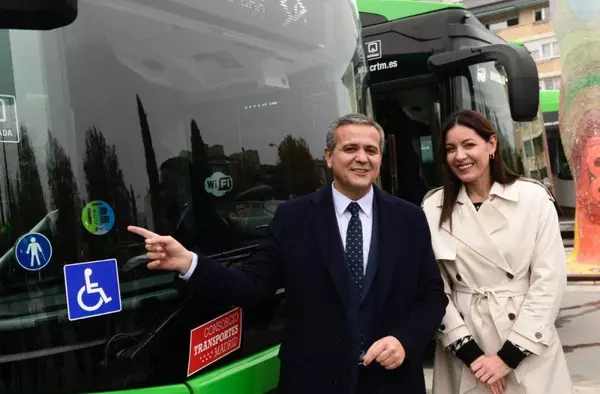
left=64, top=259, right=122, bottom=321
left=15, top=232, right=52, bottom=271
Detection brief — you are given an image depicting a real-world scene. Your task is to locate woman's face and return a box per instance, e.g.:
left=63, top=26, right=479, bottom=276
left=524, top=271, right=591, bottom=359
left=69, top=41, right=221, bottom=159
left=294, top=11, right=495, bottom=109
left=445, top=124, right=497, bottom=184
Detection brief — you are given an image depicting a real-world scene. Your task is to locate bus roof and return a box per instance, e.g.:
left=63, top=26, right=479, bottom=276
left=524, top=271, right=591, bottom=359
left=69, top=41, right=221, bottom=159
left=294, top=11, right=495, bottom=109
left=540, top=89, right=559, bottom=113
left=357, top=0, right=465, bottom=22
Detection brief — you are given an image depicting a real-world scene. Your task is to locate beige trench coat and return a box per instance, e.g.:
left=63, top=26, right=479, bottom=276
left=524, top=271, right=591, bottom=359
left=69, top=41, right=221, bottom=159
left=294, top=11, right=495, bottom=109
left=422, top=179, right=573, bottom=394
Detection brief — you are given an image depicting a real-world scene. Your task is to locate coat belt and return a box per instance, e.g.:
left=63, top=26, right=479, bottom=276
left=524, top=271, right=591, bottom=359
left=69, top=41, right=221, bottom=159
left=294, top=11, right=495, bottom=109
left=453, top=280, right=530, bottom=339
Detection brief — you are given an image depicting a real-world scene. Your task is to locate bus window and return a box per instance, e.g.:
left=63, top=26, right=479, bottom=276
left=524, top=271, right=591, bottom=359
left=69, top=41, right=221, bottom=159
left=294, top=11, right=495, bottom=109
left=456, top=61, right=554, bottom=190
left=0, top=1, right=367, bottom=393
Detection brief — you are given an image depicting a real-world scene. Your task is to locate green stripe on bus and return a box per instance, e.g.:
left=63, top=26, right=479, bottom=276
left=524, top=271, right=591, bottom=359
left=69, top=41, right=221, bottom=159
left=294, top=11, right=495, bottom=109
left=540, top=90, right=559, bottom=113
left=357, top=0, right=464, bottom=21
left=187, top=345, right=281, bottom=394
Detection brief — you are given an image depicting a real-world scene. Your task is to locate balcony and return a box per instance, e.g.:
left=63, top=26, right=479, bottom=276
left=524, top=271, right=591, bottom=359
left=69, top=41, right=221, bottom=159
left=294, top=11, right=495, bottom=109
left=494, top=19, right=554, bottom=41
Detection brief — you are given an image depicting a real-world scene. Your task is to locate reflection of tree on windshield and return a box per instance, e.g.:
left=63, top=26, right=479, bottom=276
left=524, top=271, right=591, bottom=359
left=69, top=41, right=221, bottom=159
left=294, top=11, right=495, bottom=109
left=190, top=119, right=213, bottom=213
left=83, top=126, right=132, bottom=256
left=272, top=135, right=320, bottom=198
left=11, top=126, right=47, bottom=236
left=130, top=184, right=138, bottom=226
left=47, top=130, right=82, bottom=270
left=189, top=120, right=230, bottom=251
left=156, top=120, right=231, bottom=254
left=233, top=148, right=261, bottom=194
left=137, top=95, right=160, bottom=230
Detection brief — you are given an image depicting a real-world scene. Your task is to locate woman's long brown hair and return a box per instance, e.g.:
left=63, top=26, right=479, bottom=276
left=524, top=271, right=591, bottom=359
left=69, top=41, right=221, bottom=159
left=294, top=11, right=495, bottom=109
left=438, top=110, right=519, bottom=230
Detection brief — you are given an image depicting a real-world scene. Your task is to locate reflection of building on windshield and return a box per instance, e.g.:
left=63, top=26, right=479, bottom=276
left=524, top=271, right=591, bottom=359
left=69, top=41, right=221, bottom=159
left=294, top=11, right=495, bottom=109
left=151, top=131, right=330, bottom=253
left=155, top=154, right=231, bottom=254
left=516, top=120, right=552, bottom=187
left=461, top=61, right=552, bottom=185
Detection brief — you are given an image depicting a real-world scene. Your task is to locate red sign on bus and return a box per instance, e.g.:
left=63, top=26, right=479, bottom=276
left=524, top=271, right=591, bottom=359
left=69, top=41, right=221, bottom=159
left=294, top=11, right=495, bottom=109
left=187, top=307, right=243, bottom=377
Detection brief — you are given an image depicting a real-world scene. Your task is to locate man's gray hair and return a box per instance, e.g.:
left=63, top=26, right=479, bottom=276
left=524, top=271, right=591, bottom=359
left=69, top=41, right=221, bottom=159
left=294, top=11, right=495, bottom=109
left=326, top=113, right=385, bottom=152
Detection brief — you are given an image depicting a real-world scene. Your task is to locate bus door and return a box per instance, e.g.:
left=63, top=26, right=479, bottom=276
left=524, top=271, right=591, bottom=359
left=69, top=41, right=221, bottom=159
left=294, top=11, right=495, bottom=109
left=370, top=77, right=450, bottom=206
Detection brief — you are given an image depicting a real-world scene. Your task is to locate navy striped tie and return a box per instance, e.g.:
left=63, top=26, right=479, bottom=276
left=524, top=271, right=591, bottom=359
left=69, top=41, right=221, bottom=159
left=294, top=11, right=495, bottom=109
left=346, top=202, right=364, bottom=297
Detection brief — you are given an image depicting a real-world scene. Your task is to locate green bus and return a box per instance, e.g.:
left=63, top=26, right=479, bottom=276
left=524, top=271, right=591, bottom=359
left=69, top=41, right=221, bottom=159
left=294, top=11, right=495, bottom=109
left=0, top=1, right=366, bottom=393
left=358, top=0, right=550, bottom=205
left=0, top=1, right=542, bottom=394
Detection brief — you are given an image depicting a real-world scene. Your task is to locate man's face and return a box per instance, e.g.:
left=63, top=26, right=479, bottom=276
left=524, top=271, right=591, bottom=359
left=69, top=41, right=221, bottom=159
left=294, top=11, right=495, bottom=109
left=325, top=124, right=382, bottom=198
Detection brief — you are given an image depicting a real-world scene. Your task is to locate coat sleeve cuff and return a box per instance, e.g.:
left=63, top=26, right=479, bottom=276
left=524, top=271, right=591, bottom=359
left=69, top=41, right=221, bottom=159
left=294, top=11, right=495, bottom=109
left=455, top=340, right=485, bottom=366
left=507, top=325, right=553, bottom=356
left=497, top=341, right=528, bottom=369
left=438, top=324, right=471, bottom=348
left=179, top=252, right=198, bottom=281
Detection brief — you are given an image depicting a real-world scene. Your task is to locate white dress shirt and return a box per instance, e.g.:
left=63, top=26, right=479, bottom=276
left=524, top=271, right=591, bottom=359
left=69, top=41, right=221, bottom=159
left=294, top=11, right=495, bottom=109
left=180, top=183, right=374, bottom=280
left=331, top=183, right=373, bottom=274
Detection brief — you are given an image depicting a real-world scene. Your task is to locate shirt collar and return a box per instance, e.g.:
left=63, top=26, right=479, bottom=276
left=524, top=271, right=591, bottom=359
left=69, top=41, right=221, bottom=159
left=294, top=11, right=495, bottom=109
left=331, top=182, right=374, bottom=218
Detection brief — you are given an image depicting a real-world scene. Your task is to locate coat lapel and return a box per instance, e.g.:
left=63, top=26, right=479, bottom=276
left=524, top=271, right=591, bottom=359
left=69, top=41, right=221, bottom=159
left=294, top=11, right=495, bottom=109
left=373, top=188, right=402, bottom=314
left=440, top=184, right=514, bottom=273
left=361, top=196, right=379, bottom=303
left=481, top=182, right=517, bottom=235
left=310, top=187, right=355, bottom=310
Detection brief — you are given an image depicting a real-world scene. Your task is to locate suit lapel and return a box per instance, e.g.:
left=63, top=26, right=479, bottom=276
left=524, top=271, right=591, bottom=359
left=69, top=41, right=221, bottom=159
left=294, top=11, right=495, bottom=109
left=311, top=187, right=355, bottom=310
left=373, top=188, right=402, bottom=314
left=361, top=197, right=379, bottom=303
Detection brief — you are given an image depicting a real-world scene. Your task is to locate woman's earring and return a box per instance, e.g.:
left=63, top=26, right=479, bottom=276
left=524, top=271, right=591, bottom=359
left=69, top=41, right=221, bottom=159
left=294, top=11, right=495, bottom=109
left=490, top=153, right=495, bottom=160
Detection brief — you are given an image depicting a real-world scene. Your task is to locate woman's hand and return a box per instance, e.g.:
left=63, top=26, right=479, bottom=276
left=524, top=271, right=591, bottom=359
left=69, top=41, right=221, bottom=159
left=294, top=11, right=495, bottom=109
left=487, top=376, right=507, bottom=394
left=471, top=355, right=511, bottom=384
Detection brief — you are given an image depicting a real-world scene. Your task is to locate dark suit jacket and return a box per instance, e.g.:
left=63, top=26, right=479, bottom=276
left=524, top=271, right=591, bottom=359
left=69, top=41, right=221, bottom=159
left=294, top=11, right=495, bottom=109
left=189, top=185, right=448, bottom=394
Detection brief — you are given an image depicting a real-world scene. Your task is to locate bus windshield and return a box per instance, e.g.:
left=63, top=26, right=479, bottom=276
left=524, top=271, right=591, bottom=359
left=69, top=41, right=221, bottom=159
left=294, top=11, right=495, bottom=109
left=456, top=60, right=553, bottom=189
left=0, top=1, right=367, bottom=393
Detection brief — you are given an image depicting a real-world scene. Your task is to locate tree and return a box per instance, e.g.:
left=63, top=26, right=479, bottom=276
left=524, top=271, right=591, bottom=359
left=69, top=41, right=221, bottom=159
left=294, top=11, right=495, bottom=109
left=46, top=130, right=82, bottom=269
left=15, top=126, right=47, bottom=225
left=137, top=95, right=160, bottom=228
left=83, top=126, right=132, bottom=254
left=273, top=135, right=320, bottom=198
left=181, top=119, right=230, bottom=252
left=6, top=126, right=47, bottom=238
left=130, top=184, right=138, bottom=226
left=189, top=119, right=217, bottom=204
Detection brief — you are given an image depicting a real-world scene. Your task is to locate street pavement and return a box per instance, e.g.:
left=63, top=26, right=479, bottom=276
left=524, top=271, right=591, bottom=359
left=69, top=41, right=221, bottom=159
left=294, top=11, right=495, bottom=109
left=558, top=282, right=600, bottom=391
left=423, top=281, right=600, bottom=393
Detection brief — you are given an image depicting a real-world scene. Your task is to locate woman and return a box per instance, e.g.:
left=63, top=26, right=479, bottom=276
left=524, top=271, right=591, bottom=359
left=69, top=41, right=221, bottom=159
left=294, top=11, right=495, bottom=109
left=421, top=110, right=572, bottom=394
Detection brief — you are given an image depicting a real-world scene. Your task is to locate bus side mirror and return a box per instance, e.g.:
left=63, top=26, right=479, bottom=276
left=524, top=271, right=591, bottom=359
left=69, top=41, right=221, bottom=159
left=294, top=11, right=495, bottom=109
left=427, top=44, right=539, bottom=122
left=0, top=0, right=77, bottom=30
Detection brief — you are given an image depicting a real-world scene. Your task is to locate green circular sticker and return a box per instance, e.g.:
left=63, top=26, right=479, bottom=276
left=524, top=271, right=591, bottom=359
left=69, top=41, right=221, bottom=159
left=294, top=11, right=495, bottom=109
left=81, top=200, right=115, bottom=235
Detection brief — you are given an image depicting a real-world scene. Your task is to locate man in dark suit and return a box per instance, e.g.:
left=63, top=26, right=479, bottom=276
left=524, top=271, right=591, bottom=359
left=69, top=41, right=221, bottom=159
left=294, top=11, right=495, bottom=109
left=128, top=113, right=448, bottom=394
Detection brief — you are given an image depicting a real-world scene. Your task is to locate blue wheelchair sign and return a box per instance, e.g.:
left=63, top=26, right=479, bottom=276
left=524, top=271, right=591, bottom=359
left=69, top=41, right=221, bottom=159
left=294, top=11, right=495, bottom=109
left=64, top=259, right=122, bottom=321
left=15, top=232, right=52, bottom=271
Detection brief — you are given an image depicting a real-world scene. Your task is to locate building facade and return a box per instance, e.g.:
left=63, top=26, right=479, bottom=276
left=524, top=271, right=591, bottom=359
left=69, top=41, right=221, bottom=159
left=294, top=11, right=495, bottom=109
left=456, top=0, right=561, bottom=91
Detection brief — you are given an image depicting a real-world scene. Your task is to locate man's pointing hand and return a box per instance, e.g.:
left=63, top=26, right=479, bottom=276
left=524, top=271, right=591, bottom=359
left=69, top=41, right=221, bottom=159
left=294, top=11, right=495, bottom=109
left=127, top=225, right=193, bottom=274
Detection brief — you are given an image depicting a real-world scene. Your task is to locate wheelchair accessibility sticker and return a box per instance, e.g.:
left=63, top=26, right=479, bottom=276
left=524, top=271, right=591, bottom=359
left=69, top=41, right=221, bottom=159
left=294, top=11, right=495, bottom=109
left=15, top=232, right=52, bottom=271
left=64, top=258, right=121, bottom=321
